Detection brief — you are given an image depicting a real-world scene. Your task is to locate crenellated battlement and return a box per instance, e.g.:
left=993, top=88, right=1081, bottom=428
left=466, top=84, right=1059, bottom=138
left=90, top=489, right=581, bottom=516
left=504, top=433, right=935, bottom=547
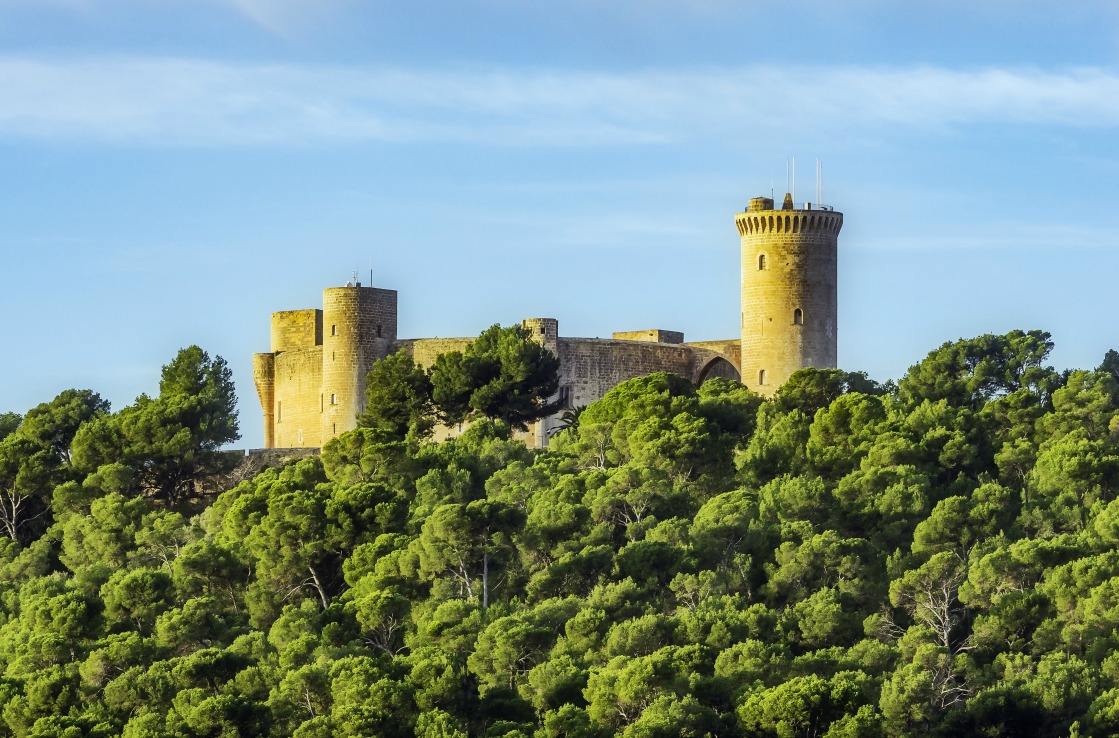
left=735, top=209, right=843, bottom=237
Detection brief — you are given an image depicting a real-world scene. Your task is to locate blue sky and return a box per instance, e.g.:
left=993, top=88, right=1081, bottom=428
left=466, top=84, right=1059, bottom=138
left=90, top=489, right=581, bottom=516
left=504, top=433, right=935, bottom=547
left=2, top=0, right=1118, bottom=447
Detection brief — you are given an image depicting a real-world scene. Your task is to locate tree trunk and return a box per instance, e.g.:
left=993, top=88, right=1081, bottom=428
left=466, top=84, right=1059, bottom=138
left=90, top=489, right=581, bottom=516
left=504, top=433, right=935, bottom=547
left=308, top=566, right=330, bottom=609
left=482, top=550, right=490, bottom=610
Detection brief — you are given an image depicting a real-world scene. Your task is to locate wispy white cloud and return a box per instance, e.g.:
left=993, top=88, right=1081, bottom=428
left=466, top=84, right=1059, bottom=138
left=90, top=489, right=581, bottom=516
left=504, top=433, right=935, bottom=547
left=219, top=0, right=357, bottom=37
left=2, top=57, right=1119, bottom=146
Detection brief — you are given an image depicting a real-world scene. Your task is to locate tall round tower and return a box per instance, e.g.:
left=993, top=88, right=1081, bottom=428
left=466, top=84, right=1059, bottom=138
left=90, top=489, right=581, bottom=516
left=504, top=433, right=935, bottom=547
left=736, top=193, right=842, bottom=396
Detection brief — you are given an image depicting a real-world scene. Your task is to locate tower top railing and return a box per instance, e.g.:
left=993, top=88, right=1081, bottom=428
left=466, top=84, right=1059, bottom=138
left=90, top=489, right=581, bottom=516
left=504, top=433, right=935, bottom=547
left=744, top=200, right=835, bottom=213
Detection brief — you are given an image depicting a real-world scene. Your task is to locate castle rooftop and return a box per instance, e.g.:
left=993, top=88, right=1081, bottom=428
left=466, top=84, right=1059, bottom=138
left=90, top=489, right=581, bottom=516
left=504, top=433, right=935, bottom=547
left=745, top=194, right=835, bottom=213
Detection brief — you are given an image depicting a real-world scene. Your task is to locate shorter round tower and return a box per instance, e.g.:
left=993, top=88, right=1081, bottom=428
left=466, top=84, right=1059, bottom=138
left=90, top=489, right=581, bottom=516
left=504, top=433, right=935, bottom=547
left=737, top=194, right=842, bottom=396
left=321, top=283, right=398, bottom=441
left=520, top=318, right=561, bottom=448
left=252, top=353, right=276, bottom=448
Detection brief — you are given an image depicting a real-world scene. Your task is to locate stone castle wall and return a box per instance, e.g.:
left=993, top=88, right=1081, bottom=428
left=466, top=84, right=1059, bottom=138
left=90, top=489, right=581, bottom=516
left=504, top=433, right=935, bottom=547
left=394, top=337, right=474, bottom=369
left=273, top=346, right=323, bottom=448
left=737, top=196, right=841, bottom=396
left=559, top=338, right=696, bottom=408
left=612, top=329, right=684, bottom=344
left=271, top=309, right=322, bottom=353
left=685, top=339, right=742, bottom=373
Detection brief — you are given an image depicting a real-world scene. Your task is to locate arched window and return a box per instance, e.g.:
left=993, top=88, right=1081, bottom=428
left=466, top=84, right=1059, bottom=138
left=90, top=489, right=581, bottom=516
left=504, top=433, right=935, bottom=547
left=758, top=369, right=767, bottom=386
left=794, top=308, right=803, bottom=325
left=758, top=254, right=767, bottom=270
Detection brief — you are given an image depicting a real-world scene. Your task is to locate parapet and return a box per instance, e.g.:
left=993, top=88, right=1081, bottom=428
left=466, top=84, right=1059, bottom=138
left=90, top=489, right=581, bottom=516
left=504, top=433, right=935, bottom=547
left=612, top=329, right=685, bottom=344
left=734, top=194, right=843, bottom=238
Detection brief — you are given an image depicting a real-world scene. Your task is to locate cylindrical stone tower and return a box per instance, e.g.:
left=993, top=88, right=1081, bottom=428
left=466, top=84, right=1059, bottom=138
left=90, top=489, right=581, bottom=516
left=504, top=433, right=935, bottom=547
left=321, top=284, right=398, bottom=442
left=521, top=317, right=559, bottom=357
left=736, top=193, right=842, bottom=396
left=521, top=318, right=561, bottom=448
left=252, top=353, right=276, bottom=449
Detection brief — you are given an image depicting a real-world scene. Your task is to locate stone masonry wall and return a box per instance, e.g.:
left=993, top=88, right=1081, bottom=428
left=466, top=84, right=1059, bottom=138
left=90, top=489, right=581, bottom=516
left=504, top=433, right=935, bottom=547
left=558, top=339, right=698, bottom=409
left=271, top=309, right=323, bottom=353
left=273, top=346, right=323, bottom=448
left=393, top=337, right=474, bottom=368
left=685, top=339, right=742, bottom=371
left=611, top=329, right=685, bottom=344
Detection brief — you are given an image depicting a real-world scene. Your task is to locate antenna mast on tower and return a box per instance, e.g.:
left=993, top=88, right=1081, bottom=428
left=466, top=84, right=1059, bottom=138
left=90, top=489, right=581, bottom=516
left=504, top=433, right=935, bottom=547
left=816, top=158, right=823, bottom=206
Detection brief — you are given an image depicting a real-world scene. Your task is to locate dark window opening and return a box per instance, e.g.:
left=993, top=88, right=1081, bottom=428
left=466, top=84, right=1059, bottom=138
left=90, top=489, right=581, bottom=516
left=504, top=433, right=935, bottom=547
left=794, top=308, right=803, bottom=325
left=758, top=254, right=767, bottom=270
left=331, top=324, right=337, bottom=336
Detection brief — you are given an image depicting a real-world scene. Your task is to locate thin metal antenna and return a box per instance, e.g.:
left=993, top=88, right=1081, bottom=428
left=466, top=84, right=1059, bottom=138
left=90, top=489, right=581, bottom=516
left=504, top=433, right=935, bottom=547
left=786, top=159, right=789, bottom=196
left=815, top=158, right=821, bottom=206
left=369, top=256, right=373, bottom=287
left=792, top=156, right=796, bottom=203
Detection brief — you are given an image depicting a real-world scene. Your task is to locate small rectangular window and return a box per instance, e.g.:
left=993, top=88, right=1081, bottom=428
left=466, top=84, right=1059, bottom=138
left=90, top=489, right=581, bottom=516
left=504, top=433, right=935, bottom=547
left=331, top=325, right=337, bottom=336
left=320, top=394, right=324, bottom=412
left=331, top=393, right=337, bottom=405
left=297, top=429, right=303, bottom=445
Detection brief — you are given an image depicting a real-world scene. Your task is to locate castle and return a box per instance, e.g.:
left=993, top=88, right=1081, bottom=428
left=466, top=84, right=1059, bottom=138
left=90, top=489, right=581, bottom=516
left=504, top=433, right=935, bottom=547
left=252, top=193, right=843, bottom=448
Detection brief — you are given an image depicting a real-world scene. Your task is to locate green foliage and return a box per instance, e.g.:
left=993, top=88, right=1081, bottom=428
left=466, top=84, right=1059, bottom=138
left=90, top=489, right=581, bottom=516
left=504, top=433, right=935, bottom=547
left=359, top=350, right=435, bottom=439
left=72, top=345, right=239, bottom=504
left=429, top=324, right=561, bottom=429
left=2, top=329, right=1119, bottom=737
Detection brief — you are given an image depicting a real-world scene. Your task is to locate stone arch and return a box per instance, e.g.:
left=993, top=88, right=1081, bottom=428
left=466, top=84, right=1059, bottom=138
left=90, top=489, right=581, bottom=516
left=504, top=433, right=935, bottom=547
left=695, top=355, right=741, bottom=385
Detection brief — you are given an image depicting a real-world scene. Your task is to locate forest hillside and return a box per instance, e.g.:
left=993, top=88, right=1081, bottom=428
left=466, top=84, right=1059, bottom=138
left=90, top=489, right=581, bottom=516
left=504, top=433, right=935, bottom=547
left=2, top=330, right=1119, bottom=737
